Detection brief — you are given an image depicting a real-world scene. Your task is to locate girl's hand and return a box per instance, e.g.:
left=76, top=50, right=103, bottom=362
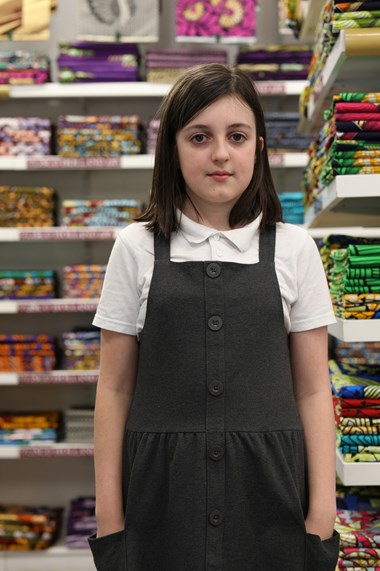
left=304, top=511, right=336, bottom=541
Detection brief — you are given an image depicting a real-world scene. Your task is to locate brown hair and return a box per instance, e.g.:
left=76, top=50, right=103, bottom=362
left=138, top=63, right=282, bottom=237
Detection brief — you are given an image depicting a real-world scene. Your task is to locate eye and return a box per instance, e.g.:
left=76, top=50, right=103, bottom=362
left=191, top=133, right=207, bottom=144
left=230, top=133, right=246, bottom=142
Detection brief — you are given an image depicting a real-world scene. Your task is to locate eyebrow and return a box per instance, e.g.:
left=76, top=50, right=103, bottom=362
left=183, top=122, right=253, bottom=132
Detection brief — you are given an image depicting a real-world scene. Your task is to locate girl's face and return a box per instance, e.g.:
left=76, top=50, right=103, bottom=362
left=176, top=95, right=259, bottom=216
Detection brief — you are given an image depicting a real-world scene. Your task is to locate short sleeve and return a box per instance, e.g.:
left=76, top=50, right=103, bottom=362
left=92, top=228, right=141, bottom=335
left=290, top=232, right=336, bottom=333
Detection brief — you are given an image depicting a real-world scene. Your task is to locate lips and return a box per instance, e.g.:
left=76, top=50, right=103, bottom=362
left=208, top=171, right=232, bottom=181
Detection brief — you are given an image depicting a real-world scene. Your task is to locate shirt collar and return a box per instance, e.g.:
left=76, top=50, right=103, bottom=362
left=177, top=210, right=263, bottom=253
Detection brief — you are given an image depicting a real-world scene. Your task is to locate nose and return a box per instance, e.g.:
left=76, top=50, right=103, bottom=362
left=211, top=138, right=229, bottom=163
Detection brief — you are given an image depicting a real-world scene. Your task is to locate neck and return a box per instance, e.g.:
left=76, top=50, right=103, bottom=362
left=182, top=199, right=233, bottom=231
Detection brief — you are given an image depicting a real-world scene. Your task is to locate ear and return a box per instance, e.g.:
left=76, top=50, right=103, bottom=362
left=259, top=136, right=264, bottom=151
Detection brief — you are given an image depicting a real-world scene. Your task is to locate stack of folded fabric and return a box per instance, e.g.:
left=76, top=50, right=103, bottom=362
left=328, top=243, right=380, bottom=319
left=62, top=330, right=100, bottom=370
left=147, top=117, right=160, bottom=155
left=64, top=407, right=94, bottom=444
left=0, top=117, right=52, bottom=156
left=265, top=112, right=312, bottom=151
left=319, top=234, right=380, bottom=320
left=0, top=505, right=62, bottom=550
left=237, top=44, right=312, bottom=81
left=65, top=497, right=96, bottom=549
left=0, top=411, right=61, bottom=445
left=336, top=486, right=380, bottom=568
left=336, top=507, right=380, bottom=567
left=62, top=265, right=106, bottom=299
left=57, top=42, right=139, bottom=83
left=0, top=186, right=56, bottom=227
left=61, top=198, right=142, bottom=227
left=330, top=359, right=380, bottom=462
left=279, top=192, right=304, bottom=224
left=145, top=48, right=228, bottom=83
left=0, top=270, right=56, bottom=300
left=56, top=115, right=142, bottom=157
left=0, top=51, right=50, bottom=85
left=300, top=1, right=380, bottom=118
left=303, top=92, right=380, bottom=211
left=0, top=334, right=56, bottom=372
left=334, top=339, right=380, bottom=365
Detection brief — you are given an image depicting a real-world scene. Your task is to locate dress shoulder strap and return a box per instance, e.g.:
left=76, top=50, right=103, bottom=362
left=153, top=231, right=171, bottom=261
left=259, top=224, right=276, bottom=264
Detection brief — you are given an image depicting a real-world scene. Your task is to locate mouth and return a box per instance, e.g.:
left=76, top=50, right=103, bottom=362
left=208, top=171, right=232, bottom=181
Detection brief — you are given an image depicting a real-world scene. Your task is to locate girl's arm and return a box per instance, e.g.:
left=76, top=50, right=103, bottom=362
left=290, top=325, right=337, bottom=541
left=94, top=329, right=139, bottom=538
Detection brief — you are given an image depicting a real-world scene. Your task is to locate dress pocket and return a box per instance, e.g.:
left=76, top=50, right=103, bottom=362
left=304, top=529, right=340, bottom=571
left=88, top=529, right=126, bottom=571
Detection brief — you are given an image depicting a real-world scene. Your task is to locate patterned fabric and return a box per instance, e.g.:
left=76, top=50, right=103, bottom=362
left=78, top=0, right=159, bottom=42
left=62, top=265, right=106, bottom=299
left=335, top=1, right=380, bottom=11
left=56, top=115, right=142, bottom=157
left=145, top=48, right=227, bottom=83
left=302, top=93, right=380, bottom=210
left=0, top=186, right=55, bottom=227
left=176, top=0, right=256, bottom=42
left=0, top=270, right=56, bottom=300
left=57, top=42, right=139, bottom=83
left=0, top=52, right=49, bottom=85
left=237, top=44, right=312, bottom=81
left=336, top=509, right=380, bottom=548
left=0, top=505, right=62, bottom=550
left=0, top=334, right=56, bottom=373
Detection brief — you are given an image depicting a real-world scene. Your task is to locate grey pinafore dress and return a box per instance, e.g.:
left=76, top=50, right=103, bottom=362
left=89, top=224, right=339, bottom=571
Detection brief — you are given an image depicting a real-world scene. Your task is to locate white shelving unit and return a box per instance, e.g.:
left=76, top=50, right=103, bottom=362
left=0, top=444, right=93, bottom=459
left=2, top=79, right=307, bottom=99
left=336, top=450, right=380, bottom=487
left=0, top=370, right=98, bottom=385
left=304, top=174, right=380, bottom=228
left=0, top=299, right=99, bottom=314
left=298, top=20, right=380, bottom=488
left=0, top=545, right=94, bottom=571
left=329, top=319, right=380, bottom=343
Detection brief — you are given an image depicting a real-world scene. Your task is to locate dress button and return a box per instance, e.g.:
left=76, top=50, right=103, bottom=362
left=209, top=510, right=223, bottom=526
left=208, top=315, right=223, bottom=331
left=206, top=262, right=221, bottom=278
left=208, top=381, right=224, bottom=396
left=213, top=234, right=221, bottom=241
left=209, top=445, right=224, bottom=461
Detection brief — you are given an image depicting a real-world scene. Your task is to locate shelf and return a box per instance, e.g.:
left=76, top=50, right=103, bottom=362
left=3, top=81, right=172, bottom=99
left=0, top=152, right=307, bottom=171
left=256, top=80, right=307, bottom=96
left=0, top=299, right=98, bottom=314
left=308, top=227, right=380, bottom=239
left=268, top=152, right=308, bottom=167
left=329, top=318, right=380, bottom=342
left=304, top=174, right=380, bottom=228
left=0, top=370, right=98, bottom=385
left=0, top=444, right=93, bottom=458
left=1, top=80, right=307, bottom=100
left=0, top=155, right=155, bottom=170
left=336, top=449, right=380, bottom=486
left=299, top=0, right=325, bottom=41
left=0, top=545, right=93, bottom=571
left=0, top=227, right=119, bottom=241
left=304, top=29, right=380, bottom=133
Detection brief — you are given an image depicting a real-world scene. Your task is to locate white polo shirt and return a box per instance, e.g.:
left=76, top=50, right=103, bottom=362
left=93, top=212, right=335, bottom=336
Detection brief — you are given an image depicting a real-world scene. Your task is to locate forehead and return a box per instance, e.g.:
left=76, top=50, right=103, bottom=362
left=186, top=95, right=255, bottom=126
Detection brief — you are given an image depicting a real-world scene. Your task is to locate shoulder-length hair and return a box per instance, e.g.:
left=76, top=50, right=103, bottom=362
left=138, top=63, right=282, bottom=237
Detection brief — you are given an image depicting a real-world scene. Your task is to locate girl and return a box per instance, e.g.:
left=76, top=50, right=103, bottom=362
left=89, top=63, right=339, bottom=570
